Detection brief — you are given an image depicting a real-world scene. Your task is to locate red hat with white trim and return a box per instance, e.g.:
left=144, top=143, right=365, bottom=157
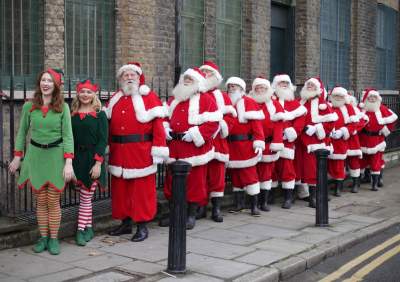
left=199, top=60, right=223, bottom=83
left=183, top=67, right=207, bottom=92
left=359, top=88, right=381, bottom=108
left=117, top=62, right=150, bottom=95
left=252, top=76, right=271, bottom=91
left=226, top=76, right=246, bottom=91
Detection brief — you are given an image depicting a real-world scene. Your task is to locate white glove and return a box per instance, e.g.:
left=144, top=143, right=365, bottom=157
left=305, top=125, right=317, bottom=136
left=283, top=127, right=297, bottom=142
left=153, top=156, right=164, bottom=164
left=330, top=130, right=343, bottom=139
left=379, top=125, right=390, bottom=137
left=182, top=131, right=193, bottom=142
left=165, top=127, right=173, bottom=141
left=254, top=147, right=263, bottom=161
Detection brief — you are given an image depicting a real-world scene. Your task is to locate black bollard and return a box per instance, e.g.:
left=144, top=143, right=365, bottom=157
left=315, top=149, right=330, bottom=227
left=167, top=160, right=192, bottom=274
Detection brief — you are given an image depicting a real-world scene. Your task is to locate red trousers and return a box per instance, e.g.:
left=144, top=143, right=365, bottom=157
left=111, top=174, right=157, bottom=222
left=199, top=160, right=226, bottom=206
left=301, top=149, right=317, bottom=185
left=347, top=156, right=361, bottom=177
left=360, top=152, right=384, bottom=175
left=272, top=158, right=296, bottom=189
left=229, top=166, right=259, bottom=195
left=328, top=159, right=346, bottom=180
left=164, top=164, right=207, bottom=204
left=294, top=141, right=303, bottom=183
left=257, top=162, right=275, bottom=190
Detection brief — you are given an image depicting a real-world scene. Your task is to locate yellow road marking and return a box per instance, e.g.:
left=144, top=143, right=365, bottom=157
left=319, top=234, right=400, bottom=282
left=342, top=244, right=400, bottom=282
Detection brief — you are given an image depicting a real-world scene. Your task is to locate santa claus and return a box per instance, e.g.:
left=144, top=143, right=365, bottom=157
left=248, top=77, right=285, bottom=210
left=225, top=77, right=265, bottom=216
left=104, top=62, right=168, bottom=242
left=359, top=89, right=398, bottom=191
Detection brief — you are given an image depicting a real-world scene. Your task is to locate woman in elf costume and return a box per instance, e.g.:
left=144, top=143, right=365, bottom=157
left=71, top=79, right=108, bottom=246
left=9, top=69, right=74, bottom=255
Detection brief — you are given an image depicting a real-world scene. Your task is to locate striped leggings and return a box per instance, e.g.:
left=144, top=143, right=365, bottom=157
left=77, top=183, right=96, bottom=231
left=36, top=187, right=62, bottom=239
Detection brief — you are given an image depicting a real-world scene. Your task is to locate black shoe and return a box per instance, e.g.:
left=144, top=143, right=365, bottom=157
left=361, top=169, right=371, bottom=184
left=229, top=191, right=245, bottom=213
left=186, top=203, right=198, bottom=230
left=334, top=180, right=343, bottom=197
left=378, top=171, right=384, bottom=187
left=309, top=186, right=316, bottom=208
left=158, top=215, right=170, bottom=227
left=281, top=189, right=293, bottom=209
left=371, top=175, right=379, bottom=191
left=258, top=190, right=270, bottom=212
left=108, top=217, right=132, bottom=236
left=267, top=189, right=275, bottom=205
left=211, top=197, right=223, bottom=222
left=131, top=223, right=148, bottom=242
left=351, top=177, right=360, bottom=193
left=249, top=195, right=261, bottom=217
left=196, top=205, right=207, bottom=220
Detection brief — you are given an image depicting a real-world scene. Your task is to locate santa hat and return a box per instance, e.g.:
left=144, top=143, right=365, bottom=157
left=345, top=90, right=357, bottom=105
left=199, top=60, right=223, bottom=83
left=183, top=67, right=207, bottom=92
left=225, top=77, right=246, bottom=91
left=304, top=77, right=328, bottom=110
left=271, top=73, right=293, bottom=89
left=252, top=76, right=271, bottom=91
left=117, top=62, right=150, bottom=95
left=76, top=79, right=99, bottom=93
left=359, top=88, right=381, bottom=108
left=46, top=68, right=63, bottom=87
left=330, top=86, right=348, bottom=98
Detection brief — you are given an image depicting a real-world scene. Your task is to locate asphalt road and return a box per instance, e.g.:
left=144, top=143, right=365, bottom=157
left=284, top=224, right=400, bottom=282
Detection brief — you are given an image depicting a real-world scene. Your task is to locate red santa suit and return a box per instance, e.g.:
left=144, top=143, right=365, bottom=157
left=104, top=70, right=168, bottom=223
left=359, top=89, right=398, bottom=175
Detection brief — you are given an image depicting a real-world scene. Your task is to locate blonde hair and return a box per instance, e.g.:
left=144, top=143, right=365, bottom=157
left=71, top=91, right=102, bottom=113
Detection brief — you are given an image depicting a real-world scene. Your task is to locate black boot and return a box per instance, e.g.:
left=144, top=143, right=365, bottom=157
left=158, top=201, right=171, bottom=227
left=196, top=205, right=207, bottom=220
left=361, top=169, right=371, bottom=183
left=186, top=202, right=198, bottom=230
left=281, top=189, right=293, bottom=209
left=108, top=217, right=132, bottom=236
left=292, top=185, right=298, bottom=204
left=229, top=191, right=245, bottom=213
left=211, top=197, right=223, bottom=222
left=267, top=188, right=275, bottom=205
left=309, top=186, right=316, bottom=208
left=249, top=195, right=261, bottom=216
left=334, top=180, right=342, bottom=197
left=131, top=222, right=148, bottom=242
left=258, top=190, right=270, bottom=212
left=371, top=175, right=379, bottom=191
left=378, top=171, right=384, bottom=187
left=351, top=177, right=360, bottom=193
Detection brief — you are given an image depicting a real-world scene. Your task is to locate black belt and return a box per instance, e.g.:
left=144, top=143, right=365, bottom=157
left=75, top=144, right=95, bottom=151
left=170, top=132, right=186, bottom=140
left=227, top=134, right=254, bottom=142
left=111, top=134, right=153, bottom=143
left=361, top=129, right=380, bottom=136
left=265, top=136, right=273, bottom=143
left=30, top=138, right=63, bottom=149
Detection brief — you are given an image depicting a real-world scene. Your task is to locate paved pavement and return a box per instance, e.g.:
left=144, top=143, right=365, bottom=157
left=0, top=166, right=399, bottom=282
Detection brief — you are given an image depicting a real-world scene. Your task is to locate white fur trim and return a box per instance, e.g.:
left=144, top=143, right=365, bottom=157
left=236, top=98, right=265, bottom=123
left=167, top=148, right=215, bottom=167
left=163, top=121, right=170, bottom=129
left=233, top=187, right=243, bottom=192
left=272, top=74, right=292, bottom=89
left=245, top=182, right=260, bottom=195
left=200, top=65, right=223, bottom=82
left=305, top=78, right=321, bottom=90
left=103, top=92, right=123, bottom=119
left=359, top=102, right=365, bottom=108
left=212, top=89, right=237, bottom=117
left=328, top=153, right=347, bottom=160
left=219, top=119, right=229, bottom=138
left=361, top=141, right=386, bottom=155
left=188, top=126, right=205, bottom=147
left=253, top=140, right=266, bottom=150
left=225, top=105, right=238, bottom=117
left=228, top=154, right=260, bottom=168
left=184, top=68, right=205, bottom=85
left=331, top=87, right=347, bottom=97
left=282, top=180, right=295, bottom=189
left=109, top=164, right=157, bottom=179
left=310, top=98, right=338, bottom=123
left=380, top=125, right=391, bottom=137
left=260, top=180, right=272, bottom=190
left=307, top=143, right=328, bottom=153
left=269, top=143, right=284, bottom=152
left=280, top=147, right=295, bottom=159
left=283, top=105, right=307, bottom=121
left=319, top=103, right=327, bottom=110
left=375, top=109, right=398, bottom=125
left=139, top=84, right=151, bottom=95
left=349, top=168, right=360, bottom=178
left=265, top=100, right=284, bottom=121
left=340, top=127, right=350, bottom=140
left=260, top=152, right=280, bottom=162
left=117, top=64, right=142, bottom=78
left=226, top=77, right=246, bottom=91
left=252, top=78, right=271, bottom=90
left=339, top=105, right=351, bottom=124
left=210, top=191, right=224, bottom=198
left=297, top=184, right=309, bottom=198
left=315, top=123, right=326, bottom=140
left=214, top=151, right=229, bottom=163
left=271, top=181, right=278, bottom=188
left=371, top=170, right=381, bottom=175
left=284, top=127, right=297, bottom=142
left=151, top=146, right=169, bottom=159
left=347, top=149, right=362, bottom=157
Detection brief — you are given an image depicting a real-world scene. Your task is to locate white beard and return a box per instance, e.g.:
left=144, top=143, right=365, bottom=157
left=330, top=97, right=346, bottom=108
left=275, top=87, right=294, bottom=101
left=203, top=74, right=221, bottom=92
left=121, top=80, right=139, bottom=96
left=228, top=90, right=244, bottom=105
left=364, top=100, right=381, bottom=112
left=300, top=87, right=319, bottom=101
left=249, top=88, right=274, bottom=104
left=172, top=82, right=199, bottom=101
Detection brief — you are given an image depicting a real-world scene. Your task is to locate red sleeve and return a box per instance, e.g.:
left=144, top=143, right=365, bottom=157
left=64, top=153, right=74, bottom=159
left=14, top=150, right=23, bottom=157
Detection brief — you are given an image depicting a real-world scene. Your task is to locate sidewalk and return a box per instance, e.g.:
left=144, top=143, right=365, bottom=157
left=0, top=166, right=399, bottom=282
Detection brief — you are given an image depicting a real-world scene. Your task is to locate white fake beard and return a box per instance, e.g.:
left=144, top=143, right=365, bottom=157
left=228, top=90, right=244, bottom=105
left=172, top=82, right=199, bottom=101
left=364, top=100, right=381, bottom=112
left=121, top=80, right=139, bottom=96
left=249, top=88, right=274, bottom=104
left=203, top=74, right=221, bottom=91
left=300, top=88, right=319, bottom=101
left=275, top=87, right=294, bottom=101
left=330, top=97, right=346, bottom=108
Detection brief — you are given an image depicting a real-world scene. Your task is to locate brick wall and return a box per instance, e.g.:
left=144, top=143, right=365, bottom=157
left=204, top=0, right=217, bottom=62
left=44, top=0, right=65, bottom=69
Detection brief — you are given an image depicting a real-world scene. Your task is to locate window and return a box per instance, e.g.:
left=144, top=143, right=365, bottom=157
left=216, top=0, right=242, bottom=79
left=65, top=0, right=115, bottom=91
left=320, top=0, right=351, bottom=89
left=376, top=4, right=398, bottom=89
left=0, top=0, right=44, bottom=89
left=180, top=0, right=204, bottom=71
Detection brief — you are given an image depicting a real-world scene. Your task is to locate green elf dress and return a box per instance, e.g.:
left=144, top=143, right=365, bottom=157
left=71, top=110, right=108, bottom=190
left=15, top=101, right=74, bottom=192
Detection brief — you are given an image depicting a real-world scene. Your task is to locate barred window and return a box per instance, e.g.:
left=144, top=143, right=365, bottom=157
left=180, top=0, right=204, bottom=71
left=0, top=0, right=44, bottom=89
left=216, top=0, right=242, bottom=79
left=65, top=0, right=115, bottom=91
left=320, top=0, right=350, bottom=89
left=376, top=4, right=398, bottom=90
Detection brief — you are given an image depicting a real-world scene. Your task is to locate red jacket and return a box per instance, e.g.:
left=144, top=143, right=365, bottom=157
left=347, top=105, right=368, bottom=157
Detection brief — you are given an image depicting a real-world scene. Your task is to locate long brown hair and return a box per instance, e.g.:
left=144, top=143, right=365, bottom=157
left=32, top=71, right=64, bottom=113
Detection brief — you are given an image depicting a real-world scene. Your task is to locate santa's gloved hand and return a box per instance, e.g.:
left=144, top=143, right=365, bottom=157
left=379, top=125, right=390, bottom=137
left=330, top=129, right=343, bottom=139
left=153, top=156, right=164, bottom=164
left=182, top=131, right=193, bottom=142
left=305, top=125, right=317, bottom=136
left=254, top=147, right=263, bottom=161
left=165, top=127, right=173, bottom=141
left=283, top=127, right=297, bottom=142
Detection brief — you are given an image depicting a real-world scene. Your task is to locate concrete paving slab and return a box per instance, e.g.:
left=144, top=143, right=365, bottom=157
left=289, top=231, right=339, bottom=245
left=0, top=277, right=26, bottom=282
left=251, top=238, right=313, bottom=254
left=102, top=240, right=169, bottom=262
left=327, top=220, right=369, bottom=233
left=28, top=267, right=92, bottom=282
left=235, top=250, right=290, bottom=266
left=243, top=217, right=313, bottom=230
left=157, top=273, right=224, bottom=282
left=190, top=228, right=268, bottom=246
left=116, top=260, right=165, bottom=275
left=340, top=214, right=383, bottom=224
left=70, top=253, right=132, bottom=272
left=229, top=224, right=301, bottom=239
